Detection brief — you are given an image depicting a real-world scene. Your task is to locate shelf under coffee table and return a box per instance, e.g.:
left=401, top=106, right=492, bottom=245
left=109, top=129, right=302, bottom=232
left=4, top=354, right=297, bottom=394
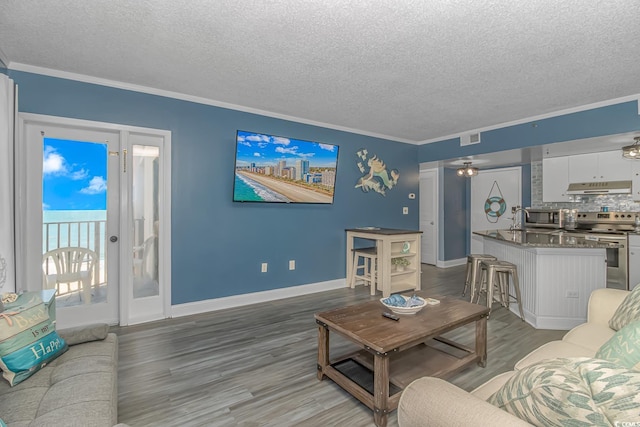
left=315, top=293, right=489, bottom=427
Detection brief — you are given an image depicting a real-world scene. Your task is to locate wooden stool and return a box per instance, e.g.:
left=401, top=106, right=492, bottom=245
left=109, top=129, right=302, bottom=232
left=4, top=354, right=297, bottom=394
left=463, top=254, right=497, bottom=301
left=350, top=247, right=378, bottom=295
left=476, top=260, right=525, bottom=321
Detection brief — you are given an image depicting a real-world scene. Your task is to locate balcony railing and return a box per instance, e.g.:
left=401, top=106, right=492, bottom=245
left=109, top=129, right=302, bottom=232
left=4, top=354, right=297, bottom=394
left=42, top=219, right=107, bottom=287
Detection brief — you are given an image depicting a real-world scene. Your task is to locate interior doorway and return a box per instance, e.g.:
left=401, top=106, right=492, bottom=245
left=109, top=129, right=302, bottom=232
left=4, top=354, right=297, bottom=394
left=419, top=169, right=439, bottom=265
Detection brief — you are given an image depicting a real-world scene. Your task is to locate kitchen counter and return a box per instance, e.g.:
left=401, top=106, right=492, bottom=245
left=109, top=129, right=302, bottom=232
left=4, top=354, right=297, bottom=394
left=475, top=229, right=608, bottom=330
left=474, top=229, right=622, bottom=248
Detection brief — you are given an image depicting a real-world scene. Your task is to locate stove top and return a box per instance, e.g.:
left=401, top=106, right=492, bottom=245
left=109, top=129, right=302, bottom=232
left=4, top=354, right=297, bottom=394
left=576, top=211, right=638, bottom=223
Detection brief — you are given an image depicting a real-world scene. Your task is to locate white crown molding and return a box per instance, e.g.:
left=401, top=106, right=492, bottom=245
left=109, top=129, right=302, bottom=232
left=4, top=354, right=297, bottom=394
left=170, top=278, right=346, bottom=319
left=8, top=62, right=415, bottom=144
left=420, top=93, right=640, bottom=145
left=11, top=62, right=637, bottom=147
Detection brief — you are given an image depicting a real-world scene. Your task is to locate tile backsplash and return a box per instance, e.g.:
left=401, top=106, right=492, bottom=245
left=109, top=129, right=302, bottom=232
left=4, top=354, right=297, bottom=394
left=530, top=161, right=640, bottom=212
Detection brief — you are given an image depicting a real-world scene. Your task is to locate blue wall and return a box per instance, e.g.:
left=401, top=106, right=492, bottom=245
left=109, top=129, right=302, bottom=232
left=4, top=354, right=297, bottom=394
left=418, top=101, right=640, bottom=163
left=10, top=70, right=420, bottom=304
left=442, top=168, right=467, bottom=260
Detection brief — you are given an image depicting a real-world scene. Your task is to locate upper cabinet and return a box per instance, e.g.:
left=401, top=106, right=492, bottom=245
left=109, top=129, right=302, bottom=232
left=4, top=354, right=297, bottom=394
left=542, top=157, right=570, bottom=202
left=632, top=162, right=640, bottom=201
left=568, top=151, right=632, bottom=183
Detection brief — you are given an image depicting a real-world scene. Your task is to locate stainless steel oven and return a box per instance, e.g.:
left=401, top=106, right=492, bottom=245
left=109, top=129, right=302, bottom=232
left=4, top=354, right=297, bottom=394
left=572, top=211, right=633, bottom=290
left=580, top=233, right=627, bottom=290
left=566, top=232, right=629, bottom=290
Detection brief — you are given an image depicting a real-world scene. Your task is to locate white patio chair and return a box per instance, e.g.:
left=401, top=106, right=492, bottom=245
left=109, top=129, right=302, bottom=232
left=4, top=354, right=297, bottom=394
left=42, top=247, right=98, bottom=304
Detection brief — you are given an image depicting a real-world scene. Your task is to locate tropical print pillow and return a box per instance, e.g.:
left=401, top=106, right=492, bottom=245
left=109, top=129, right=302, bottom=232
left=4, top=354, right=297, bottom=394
left=609, top=285, right=640, bottom=331
left=596, top=320, right=640, bottom=370
left=488, top=357, right=640, bottom=427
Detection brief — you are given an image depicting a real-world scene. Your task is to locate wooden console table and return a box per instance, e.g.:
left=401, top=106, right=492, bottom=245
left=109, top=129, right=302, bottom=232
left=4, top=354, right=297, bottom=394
left=346, top=228, right=422, bottom=297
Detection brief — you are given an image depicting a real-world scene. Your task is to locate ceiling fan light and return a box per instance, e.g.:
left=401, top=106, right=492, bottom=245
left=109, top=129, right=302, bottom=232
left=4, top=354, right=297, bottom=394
left=622, top=137, right=640, bottom=159
left=457, top=162, right=478, bottom=177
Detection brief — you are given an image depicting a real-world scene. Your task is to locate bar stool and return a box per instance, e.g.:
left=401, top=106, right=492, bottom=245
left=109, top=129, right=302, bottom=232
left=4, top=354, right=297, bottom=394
left=476, top=259, right=525, bottom=321
left=463, top=254, right=497, bottom=301
left=350, top=247, right=378, bottom=295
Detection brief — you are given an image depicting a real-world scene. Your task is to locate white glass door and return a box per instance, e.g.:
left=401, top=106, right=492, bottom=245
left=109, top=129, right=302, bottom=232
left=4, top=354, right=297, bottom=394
left=19, top=114, right=171, bottom=328
left=21, top=120, right=120, bottom=327
left=123, top=132, right=170, bottom=325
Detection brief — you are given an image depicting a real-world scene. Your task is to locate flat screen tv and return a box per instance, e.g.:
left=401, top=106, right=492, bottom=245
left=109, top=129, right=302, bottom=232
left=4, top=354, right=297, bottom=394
left=233, top=130, right=339, bottom=204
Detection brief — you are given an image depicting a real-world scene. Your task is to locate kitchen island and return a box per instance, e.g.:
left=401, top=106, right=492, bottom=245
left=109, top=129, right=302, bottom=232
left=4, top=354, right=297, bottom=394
left=474, top=229, right=619, bottom=330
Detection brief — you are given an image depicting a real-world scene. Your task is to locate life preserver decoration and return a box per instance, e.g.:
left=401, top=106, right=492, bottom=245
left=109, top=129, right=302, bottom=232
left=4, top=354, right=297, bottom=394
left=484, top=196, right=506, bottom=218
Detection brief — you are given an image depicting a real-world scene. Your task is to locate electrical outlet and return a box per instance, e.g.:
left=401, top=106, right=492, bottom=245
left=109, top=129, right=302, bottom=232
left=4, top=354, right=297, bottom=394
left=566, top=290, right=578, bottom=298
left=261, top=262, right=268, bottom=273
left=289, top=260, right=295, bottom=270
left=403, top=207, right=408, bottom=215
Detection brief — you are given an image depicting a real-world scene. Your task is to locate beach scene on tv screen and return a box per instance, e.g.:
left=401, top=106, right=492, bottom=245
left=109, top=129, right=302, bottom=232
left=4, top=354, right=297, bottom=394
left=234, top=131, right=339, bottom=203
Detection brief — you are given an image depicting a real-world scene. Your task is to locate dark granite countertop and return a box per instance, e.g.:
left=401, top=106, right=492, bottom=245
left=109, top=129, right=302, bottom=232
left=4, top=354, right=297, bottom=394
left=474, top=229, right=622, bottom=248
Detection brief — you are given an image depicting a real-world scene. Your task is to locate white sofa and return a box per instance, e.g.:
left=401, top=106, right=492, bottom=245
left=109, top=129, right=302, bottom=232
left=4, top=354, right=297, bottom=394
left=397, top=288, right=630, bottom=427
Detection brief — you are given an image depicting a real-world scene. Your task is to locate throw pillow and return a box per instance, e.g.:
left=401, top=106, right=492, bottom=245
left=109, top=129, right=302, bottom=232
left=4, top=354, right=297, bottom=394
left=609, top=285, right=640, bottom=331
left=58, top=323, right=109, bottom=346
left=0, top=292, right=68, bottom=386
left=487, top=357, right=640, bottom=427
left=596, top=320, right=640, bottom=370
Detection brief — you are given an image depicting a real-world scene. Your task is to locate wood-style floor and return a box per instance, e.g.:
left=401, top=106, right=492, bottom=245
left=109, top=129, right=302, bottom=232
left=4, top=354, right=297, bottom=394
left=115, top=264, right=566, bottom=426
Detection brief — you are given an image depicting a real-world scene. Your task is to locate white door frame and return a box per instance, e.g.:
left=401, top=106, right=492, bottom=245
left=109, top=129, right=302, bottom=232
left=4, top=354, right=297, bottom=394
left=16, top=113, right=171, bottom=327
left=419, top=168, right=439, bottom=265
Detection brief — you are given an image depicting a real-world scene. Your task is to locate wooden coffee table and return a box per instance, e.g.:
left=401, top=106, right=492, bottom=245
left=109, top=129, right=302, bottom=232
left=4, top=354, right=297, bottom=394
left=315, top=293, right=490, bottom=427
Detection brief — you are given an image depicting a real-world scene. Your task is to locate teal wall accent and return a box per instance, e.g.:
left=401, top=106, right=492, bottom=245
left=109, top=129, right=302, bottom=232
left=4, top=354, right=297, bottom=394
left=10, top=70, right=420, bottom=304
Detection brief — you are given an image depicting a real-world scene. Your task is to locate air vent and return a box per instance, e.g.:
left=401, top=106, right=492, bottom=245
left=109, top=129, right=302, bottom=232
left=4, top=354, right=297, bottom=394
left=460, top=132, right=481, bottom=146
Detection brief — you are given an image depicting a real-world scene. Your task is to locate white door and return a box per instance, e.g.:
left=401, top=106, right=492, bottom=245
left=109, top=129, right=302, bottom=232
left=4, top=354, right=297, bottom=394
left=470, top=167, right=522, bottom=254
left=123, top=132, right=172, bottom=325
left=419, top=169, right=438, bottom=265
left=21, top=120, right=120, bottom=327
left=18, top=114, right=171, bottom=328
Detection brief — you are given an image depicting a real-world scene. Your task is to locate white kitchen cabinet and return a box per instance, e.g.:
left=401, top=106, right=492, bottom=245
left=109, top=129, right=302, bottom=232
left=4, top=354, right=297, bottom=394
left=568, top=153, right=599, bottom=182
left=632, top=162, right=640, bottom=201
left=598, top=151, right=633, bottom=181
left=542, top=157, right=570, bottom=202
left=629, top=234, right=640, bottom=290
left=568, top=151, right=632, bottom=183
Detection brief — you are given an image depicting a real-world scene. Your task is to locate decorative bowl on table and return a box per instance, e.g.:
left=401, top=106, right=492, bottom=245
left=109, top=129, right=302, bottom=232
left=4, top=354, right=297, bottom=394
left=380, top=294, right=426, bottom=315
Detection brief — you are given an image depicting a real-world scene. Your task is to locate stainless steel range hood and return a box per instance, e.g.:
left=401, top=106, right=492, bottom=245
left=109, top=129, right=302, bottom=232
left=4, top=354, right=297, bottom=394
left=566, top=180, right=632, bottom=195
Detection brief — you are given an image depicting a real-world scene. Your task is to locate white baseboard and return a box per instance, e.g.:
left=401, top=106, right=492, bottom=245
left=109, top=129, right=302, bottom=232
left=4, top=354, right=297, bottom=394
left=171, top=279, right=346, bottom=318
left=436, top=258, right=466, bottom=268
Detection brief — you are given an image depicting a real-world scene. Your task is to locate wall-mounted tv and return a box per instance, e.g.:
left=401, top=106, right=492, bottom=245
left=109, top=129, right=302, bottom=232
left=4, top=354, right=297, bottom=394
left=233, top=130, right=339, bottom=204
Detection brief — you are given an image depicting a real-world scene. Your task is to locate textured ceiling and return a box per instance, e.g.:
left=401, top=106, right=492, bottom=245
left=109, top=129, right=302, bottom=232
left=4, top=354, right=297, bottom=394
left=1, top=1, right=640, bottom=144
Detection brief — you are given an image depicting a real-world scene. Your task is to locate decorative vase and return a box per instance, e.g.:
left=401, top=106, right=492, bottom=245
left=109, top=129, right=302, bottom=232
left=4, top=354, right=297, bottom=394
left=396, top=264, right=405, bottom=272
